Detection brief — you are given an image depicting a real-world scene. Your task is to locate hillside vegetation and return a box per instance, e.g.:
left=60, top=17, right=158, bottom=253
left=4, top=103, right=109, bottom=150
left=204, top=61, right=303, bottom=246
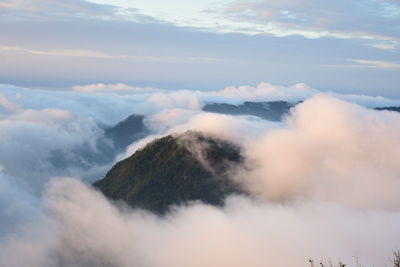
left=94, top=132, right=245, bottom=214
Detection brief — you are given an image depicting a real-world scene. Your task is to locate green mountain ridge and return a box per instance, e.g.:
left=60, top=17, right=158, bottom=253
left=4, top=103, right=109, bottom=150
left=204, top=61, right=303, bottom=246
left=93, top=131, right=245, bottom=214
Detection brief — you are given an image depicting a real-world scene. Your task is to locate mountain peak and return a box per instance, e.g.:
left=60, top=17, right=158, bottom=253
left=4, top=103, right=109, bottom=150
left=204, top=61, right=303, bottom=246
left=93, top=131, right=245, bottom=214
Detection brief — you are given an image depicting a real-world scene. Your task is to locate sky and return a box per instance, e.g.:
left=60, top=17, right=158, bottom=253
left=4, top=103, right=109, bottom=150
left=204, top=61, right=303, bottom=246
left=0, top=0, right=399, bottom=97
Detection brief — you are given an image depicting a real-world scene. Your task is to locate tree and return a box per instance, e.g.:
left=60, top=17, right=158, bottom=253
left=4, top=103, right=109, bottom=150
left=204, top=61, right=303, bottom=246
left=393, top=250, right=400, bottom=267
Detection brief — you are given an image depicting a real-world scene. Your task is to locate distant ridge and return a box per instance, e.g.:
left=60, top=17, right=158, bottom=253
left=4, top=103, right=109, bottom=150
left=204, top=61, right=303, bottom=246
left=203, top=101, right=294, bottom=121
left=104, top=114, right=149, bottom=150
left=374, top=106, right=400, bottom=112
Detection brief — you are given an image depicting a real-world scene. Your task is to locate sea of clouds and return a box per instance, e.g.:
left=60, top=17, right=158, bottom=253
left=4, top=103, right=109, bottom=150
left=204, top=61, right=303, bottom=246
left=0, top=82, right=400, bottom=267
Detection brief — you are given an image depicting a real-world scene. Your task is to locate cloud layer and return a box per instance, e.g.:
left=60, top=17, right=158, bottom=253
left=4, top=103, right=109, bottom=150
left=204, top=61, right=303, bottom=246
left=0, top=83, right=400, bottom=267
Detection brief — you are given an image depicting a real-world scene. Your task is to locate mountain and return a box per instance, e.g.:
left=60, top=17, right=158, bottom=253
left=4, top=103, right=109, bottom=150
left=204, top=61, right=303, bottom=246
left=374, top=106, right=400, bottom=112
left=93, top=131, right=245, bottom=214
left=203, top=101, right=294, bottom=121
left=104, top=114, right=149, bottom=151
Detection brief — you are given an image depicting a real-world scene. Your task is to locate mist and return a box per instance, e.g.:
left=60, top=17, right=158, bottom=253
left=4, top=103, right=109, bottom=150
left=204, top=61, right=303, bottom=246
left=0, top=82, right=399, bottom=267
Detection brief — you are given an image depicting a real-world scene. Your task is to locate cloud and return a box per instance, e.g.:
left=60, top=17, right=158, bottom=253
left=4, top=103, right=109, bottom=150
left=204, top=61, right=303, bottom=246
left=0, top=45, right=219, bottom=63
left=0, top=84, right=145, bottom=124
left=0, top=45, right=116, bottom=58
left=0, top=105, right=106, bottom=192
left=0, top=84, right=400, bottom=267
left=0, top=169, right=43, bottom=237
left=348, top=59, right=400, bottom=69
left=163, top=112, right=275, bottom=143
left=236, top=95, right=400, bottom=209
left=213, top=82, right=318, bottom=102
left=369, top=41, right=398, bottom=50
left=1, top=178, right=400, bottom=267
left=146, top=91, right=203, bottom=112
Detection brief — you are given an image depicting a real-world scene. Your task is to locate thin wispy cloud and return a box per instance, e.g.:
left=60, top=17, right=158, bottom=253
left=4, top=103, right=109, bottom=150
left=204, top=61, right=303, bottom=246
left=208, top=0, right=400, bottom=49
left=0, top=45, right=219, bottom=63
left=325, top=59, right=400, bottom=70
left=348, top=59, right=400, bottom=69
left=0, top=45, right=114, bottom=58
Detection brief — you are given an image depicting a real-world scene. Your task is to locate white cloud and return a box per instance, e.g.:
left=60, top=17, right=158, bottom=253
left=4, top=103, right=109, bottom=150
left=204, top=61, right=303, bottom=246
left=237, top=95, right=400, bottom=209
left=0, top=105, right=104, bottom=192
left=213, top=82, right=318, bottom=102
left=1, top=178, right=399, bottom=267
